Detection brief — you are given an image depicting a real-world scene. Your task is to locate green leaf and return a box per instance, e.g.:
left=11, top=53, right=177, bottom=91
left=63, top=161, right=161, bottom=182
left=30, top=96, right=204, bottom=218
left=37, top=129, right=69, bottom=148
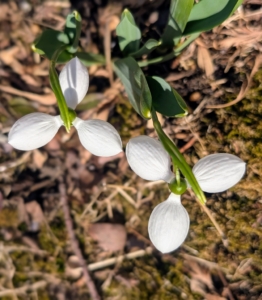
left=32, top=29, right=68, bottom=60
left=188, top=0, right=228, bottom=21
left=64, top=11, right=82, bottom=53
left=116, top=9, right=141, bottom=56
left=184, top=0, right=241, bottom=35
left=161, top=0, right=194, bottom=47
left=130, top=39, right=160, bottom=58
left=32, top=11, right=82, bottom=61
left=76, top=52, right=105, bottom=66
left=114, top=57, right=152, bottom=119
left=147, top=76, right=187, bottom=117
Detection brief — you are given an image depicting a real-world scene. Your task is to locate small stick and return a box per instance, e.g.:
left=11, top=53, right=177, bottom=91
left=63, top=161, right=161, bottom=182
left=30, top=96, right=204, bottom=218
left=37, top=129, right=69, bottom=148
left=59, top=177, right=101, bottom=300
left=117, top=188, right=137, bottom=207
left=0, top=152, right=31, bottom=173
left=0, top=84, right=56, bottom=105
left=201, top=204, right=226, bottom=240
left=106, top=184, right=136, bottom=193
left=87, top=247, right=153, bottom=272
left=0, top=281, right=46, bottom=298
left=189, top=191, right=227, bottom=242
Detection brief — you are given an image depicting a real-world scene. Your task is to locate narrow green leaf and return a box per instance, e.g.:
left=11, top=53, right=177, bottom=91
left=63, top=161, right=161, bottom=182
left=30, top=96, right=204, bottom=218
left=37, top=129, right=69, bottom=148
left=113, top=57, right=152, bottom=119
left=64, top=11, right=82, bottom=53
left=184, top=0, right=240, bottom=35
left=147, top=76, right=187, bottom=117
left=116, top=9, right=141, bottom=56
left=161, top=0, right=194, bottom=47
left=151, top=109, right=206, bottom=205
left=130, top=39, right=160, bottom=58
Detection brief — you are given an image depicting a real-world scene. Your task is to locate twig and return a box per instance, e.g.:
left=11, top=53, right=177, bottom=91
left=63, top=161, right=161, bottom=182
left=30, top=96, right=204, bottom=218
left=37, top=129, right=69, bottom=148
left=87, top=247, right=153, bottom=272
left=0, top=281, right=47, bottom=297
left=58, top=177, right=101, bottom=300
left=0, top=84, right=56, bottom=105
left=188, top=190, right=227, bottom=243
left=106, top=184, right=136, bottom=193
left=179, top=136, right=198, bottom=153
left=117, top=188, right=137, bottom=207
left=5, top=246, right=48, bottom=256
left=0, top=152, right=31, bottom=173
left=104, top=18, right=113, bottom=85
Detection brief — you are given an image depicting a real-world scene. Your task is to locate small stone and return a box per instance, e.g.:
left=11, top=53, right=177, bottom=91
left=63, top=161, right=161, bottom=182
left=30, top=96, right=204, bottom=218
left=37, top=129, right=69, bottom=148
left=189, top=91, right=202, bottom=102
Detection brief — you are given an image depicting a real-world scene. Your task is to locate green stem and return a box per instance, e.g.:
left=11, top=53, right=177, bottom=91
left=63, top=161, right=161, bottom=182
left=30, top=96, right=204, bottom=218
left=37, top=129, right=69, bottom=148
left=175, top=167, right=180, bottom=187
left=138, top=33, right=200, bottom=68
left=151, top=109, right=206, bottom=205
left=49, top=45, right=71, bottom=132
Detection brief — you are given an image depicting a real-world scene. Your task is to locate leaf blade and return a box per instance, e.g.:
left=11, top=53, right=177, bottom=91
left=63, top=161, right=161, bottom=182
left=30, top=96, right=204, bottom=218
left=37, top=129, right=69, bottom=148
left=161, top=0, right=194, bottom=47
left=147, top=76, right=188, bottom=117
left=116, top=9, right=141, bottom=55
left=184, top=0, right=241, bottom=35
left=114, top=57, right=152, bottom=119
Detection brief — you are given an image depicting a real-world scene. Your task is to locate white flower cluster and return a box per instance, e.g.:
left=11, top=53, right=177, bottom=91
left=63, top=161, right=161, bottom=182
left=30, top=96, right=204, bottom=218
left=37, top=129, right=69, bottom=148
left=126, top=136, right=246, bottom=253
left=8, top=57, right=122, bottom=157
left=8, top=57, right=246, bottom=254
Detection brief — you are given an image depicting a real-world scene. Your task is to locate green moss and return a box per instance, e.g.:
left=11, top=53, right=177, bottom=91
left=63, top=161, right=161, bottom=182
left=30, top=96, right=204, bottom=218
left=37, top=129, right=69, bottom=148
left=0, top=208, right=20, bottom=228
left=38, top=225, right=57, bottom=253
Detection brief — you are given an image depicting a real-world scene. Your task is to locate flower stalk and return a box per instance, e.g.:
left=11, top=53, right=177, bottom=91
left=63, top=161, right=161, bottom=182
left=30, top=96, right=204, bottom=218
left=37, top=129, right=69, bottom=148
left=49, top=45, right=74, bottom=132
left=151, top=108, right=206, bottom=205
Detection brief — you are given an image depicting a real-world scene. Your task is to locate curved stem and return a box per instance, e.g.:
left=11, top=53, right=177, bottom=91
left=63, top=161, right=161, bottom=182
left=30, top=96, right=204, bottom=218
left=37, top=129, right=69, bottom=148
left=138, top=33, right=199, bottom=68
left=151, top=108, right=206, bottom=205
left=49, top=45, right=71, bottom=132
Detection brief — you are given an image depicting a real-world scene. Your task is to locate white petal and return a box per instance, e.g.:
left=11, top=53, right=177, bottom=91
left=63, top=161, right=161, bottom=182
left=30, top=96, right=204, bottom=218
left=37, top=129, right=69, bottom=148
left=73, top=118, right=122, bottom=156
left=148, top=193, right=190, bottom=253
left=193, top=153, right=246, bottom=193
left=59, top=57, right=89, bottom=109
left=8, top=113, right=63, bottom=151
left=126, top=136, right=174, bottom=182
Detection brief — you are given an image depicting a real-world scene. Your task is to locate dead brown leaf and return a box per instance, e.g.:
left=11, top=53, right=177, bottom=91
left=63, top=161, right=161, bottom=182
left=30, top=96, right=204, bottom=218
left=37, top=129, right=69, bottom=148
left=197, top=46, right=215, bottom=77
left=32, top=149, right=47, bottom=169
left=88, top=223, right=127, bottom=252
left=25, top=201, right=44, bottom=232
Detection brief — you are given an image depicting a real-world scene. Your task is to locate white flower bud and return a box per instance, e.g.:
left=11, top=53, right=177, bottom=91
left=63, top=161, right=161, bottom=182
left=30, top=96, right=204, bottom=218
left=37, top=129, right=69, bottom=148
left=148, top=193, right=190, bottom=253
left=193, top=153, right=246, bottom=193
left=126, top=136, right=174, bottom=182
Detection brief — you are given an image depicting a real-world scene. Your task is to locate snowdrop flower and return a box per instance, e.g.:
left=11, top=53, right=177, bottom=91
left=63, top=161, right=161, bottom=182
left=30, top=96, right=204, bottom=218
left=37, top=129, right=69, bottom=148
left=126, top=135, right=246, bottom=253
left=8, top=57, right=122, bottom=157
left=148, top=193, right=189, bottom=253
